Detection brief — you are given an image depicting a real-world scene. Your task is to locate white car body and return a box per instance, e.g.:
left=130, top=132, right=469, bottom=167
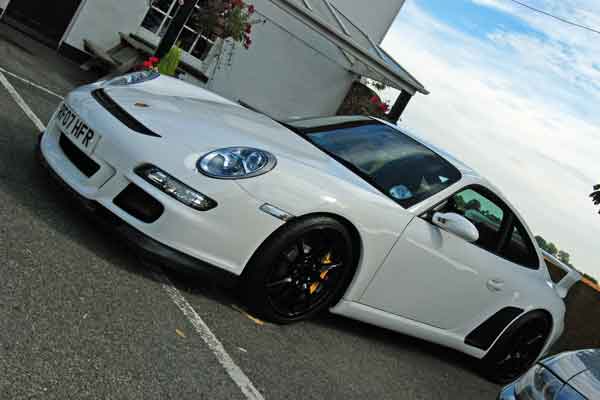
left=40, top=74, right=576, bottom=361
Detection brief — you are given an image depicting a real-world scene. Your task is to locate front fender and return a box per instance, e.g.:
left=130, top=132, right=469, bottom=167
left=237, top=159, right=415, bottom=302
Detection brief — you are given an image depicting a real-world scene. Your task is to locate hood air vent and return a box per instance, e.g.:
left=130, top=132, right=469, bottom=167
left=92, top=89, right=161, bottom=138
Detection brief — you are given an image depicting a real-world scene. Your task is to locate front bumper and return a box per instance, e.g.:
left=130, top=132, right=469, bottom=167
left=37, top=135, right=237, bottom=284
left=39, top=86, right=284, bottom=276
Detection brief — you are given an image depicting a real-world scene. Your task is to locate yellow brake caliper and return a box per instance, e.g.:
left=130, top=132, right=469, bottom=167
left=310, top=252, right=333, bottom=294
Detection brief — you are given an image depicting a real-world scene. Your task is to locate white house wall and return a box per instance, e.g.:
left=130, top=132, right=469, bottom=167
left=61, top=0, right=358, bottom=120
left=207, top=0, right=357, bottom=120
left=329, top=0, right=405, bottom=43
left=63, top=0, right=149, bottom=51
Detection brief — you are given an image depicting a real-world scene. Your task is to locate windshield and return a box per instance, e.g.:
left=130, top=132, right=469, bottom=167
left=289, top=119, right=461, bottom=208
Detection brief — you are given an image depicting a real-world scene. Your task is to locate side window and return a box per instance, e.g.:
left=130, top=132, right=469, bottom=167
left=501, top=219, right=540, bottom=269
left=438, top=188, right=505, bottom=253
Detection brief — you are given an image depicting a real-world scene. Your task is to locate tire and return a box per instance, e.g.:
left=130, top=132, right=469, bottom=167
left=479, top=311, right=551, bottom=384
left=242, top=216, right=357, bottom=324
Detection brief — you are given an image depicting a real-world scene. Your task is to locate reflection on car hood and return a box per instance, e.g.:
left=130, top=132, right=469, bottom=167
left=542, top=349, right=600, bottom=397
left=103, top=86, right=328, bottom=160
left=101, top=84, right=372, bottom=197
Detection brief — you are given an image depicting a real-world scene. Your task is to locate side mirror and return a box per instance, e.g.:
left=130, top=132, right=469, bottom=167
left=432, top=212, right=479, bottom=243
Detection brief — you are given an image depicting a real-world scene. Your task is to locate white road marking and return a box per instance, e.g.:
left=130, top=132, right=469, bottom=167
left=154, top=271, right=265, bottom=400
left=0, top=71, right=46, bottom=131
left=0, top=75, right=264, bottom=400
left=0, top=66, right=64, bottom=99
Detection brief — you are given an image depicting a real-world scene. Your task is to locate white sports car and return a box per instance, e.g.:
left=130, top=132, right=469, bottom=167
left=38, top=71, right=579, bottom=383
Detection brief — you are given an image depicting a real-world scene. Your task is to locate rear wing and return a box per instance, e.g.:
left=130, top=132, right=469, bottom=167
left=542, top=251, right=581, bottom=299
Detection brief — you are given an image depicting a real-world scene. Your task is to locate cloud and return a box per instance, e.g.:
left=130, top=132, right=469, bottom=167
left=471, top=0, right=600, bottom=103
left=471, top=0, right=515, bottom=14
left=382, top=0, right=600, bottom=274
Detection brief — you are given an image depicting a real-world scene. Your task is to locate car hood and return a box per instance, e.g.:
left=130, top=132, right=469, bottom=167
left=542, top=349, right=600, bottom=396
left=103, top=85, right=331, bottom=164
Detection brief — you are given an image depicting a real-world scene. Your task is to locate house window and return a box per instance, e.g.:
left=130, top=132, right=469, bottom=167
left=140, top=0, right=214, bottom=60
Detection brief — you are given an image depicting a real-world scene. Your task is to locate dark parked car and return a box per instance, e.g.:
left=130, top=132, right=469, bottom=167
left=499, top=349, right=600, bottom=399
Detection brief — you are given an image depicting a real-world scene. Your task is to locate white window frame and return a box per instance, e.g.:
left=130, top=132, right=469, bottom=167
left=138, top=0, right=214, bottom=61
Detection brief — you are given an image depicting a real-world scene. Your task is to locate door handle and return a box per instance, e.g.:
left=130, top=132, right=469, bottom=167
left=487, top=279, right=505, bottom=292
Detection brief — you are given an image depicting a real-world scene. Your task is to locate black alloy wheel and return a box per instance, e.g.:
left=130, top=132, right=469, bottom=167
left=243, top=216, right=356, bottom=324
left=266, top=228, right=347, bottom=318
left=482, top=315, right=551, bottom=384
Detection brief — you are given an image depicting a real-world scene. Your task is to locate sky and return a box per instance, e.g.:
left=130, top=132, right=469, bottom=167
left=382, top=0, right=600, bottom=276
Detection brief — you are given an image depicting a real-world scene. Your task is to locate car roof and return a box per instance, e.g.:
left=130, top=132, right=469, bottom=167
left=395, top=126, right=482, bottom=179
left=284, top=115, right=373, bottom=129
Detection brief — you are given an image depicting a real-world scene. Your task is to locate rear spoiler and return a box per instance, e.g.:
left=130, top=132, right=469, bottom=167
left=542, top=251, right=581, bottom=299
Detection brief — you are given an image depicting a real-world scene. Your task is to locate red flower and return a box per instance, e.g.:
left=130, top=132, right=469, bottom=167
left=370, top=95, right=380, bottom=105
left=248, top=4, right=255, bottom=14
left=143, top=61, right=153, bottom=69
left=232, top=0, right=244, bottom=8
left=149, top=56, right=160, bottom=64
left=379, top=103, right=389, bottom=112
left=245, top=24, right=252, bottom=34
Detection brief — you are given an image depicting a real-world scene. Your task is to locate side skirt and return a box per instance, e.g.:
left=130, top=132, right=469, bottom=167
left=330, top=300, right=486, bottom=359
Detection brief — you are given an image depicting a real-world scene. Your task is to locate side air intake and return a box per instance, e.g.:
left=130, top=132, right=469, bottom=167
left=465, top=307, right=523, bottom=350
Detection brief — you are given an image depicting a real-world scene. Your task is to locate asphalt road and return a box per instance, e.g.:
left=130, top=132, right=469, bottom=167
left=0, top=23, right=501, bottom=399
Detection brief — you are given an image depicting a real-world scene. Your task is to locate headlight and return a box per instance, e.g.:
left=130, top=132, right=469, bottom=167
left=198, top=147, right=277, bottom=179
left=106, top=70, right=160, bottom=87
left=515, top=364, right=564, bottom=400
left=135, top=165, right=217, bottom=211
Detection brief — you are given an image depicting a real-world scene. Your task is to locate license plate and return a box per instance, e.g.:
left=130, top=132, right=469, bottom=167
left=56, top=104, right=101, bottom=155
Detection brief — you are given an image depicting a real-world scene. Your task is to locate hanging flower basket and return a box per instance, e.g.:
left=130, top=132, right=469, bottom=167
left=188, top=0, right=260, bottom=49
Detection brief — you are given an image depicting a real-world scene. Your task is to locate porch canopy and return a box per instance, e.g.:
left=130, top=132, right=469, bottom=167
left=269, top=0, right=428, bottom=96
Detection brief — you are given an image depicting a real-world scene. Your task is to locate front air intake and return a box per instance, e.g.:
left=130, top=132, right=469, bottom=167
left=113, top=184, right=164, bottom=223
left=91, top=89, right=161, bottom=137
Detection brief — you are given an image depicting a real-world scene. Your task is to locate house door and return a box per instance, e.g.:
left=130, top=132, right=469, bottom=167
left=3, top=0, right=82, bottom=45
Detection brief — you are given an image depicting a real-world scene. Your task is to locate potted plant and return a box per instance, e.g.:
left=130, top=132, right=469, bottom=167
left=338, top=81, right=390, bottom=118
